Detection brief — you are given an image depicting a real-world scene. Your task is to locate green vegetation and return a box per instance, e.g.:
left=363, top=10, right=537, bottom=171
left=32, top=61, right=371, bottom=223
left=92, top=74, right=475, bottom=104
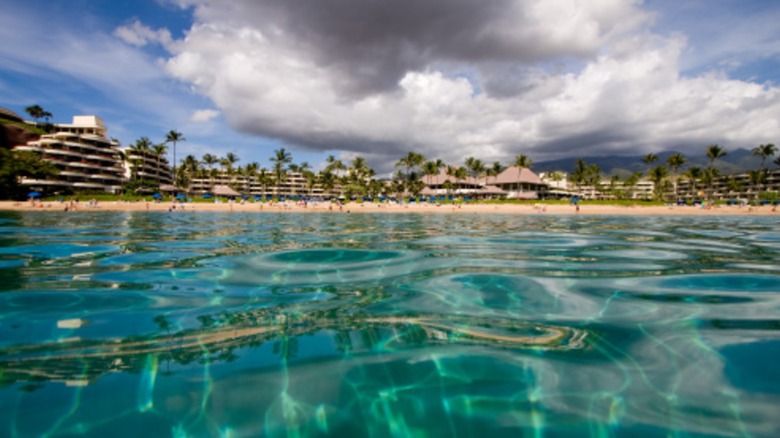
left=4, top=105, right=779, bottom=204
left=0, top=149, right=58, bottom=200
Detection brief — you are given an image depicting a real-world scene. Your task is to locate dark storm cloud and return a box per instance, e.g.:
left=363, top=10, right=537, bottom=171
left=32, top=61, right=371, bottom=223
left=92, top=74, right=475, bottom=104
left=232, top=0, right=594, bottom=97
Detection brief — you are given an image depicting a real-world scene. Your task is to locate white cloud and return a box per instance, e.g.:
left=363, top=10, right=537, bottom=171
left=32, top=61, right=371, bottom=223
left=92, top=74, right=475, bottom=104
left=114, top=20, right=173, bottom=48
left=28, top=0, right=770, bottom=171
left=190, top=108, right=219, bottom=122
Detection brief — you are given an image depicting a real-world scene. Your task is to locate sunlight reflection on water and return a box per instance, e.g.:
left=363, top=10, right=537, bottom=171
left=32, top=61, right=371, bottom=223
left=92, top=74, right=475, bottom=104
left=0, top=211, right=779, bottom=437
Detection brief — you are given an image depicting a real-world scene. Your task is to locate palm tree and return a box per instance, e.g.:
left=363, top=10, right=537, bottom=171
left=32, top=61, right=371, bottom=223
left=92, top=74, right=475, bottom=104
left=253, top=168, right=270, bottom=199
left=24, top=105, right=46, bottom=123
left=133, top=137, right=153, bottom=180
left=319, top=170, right=337, bottom=198
left=570, top=158, right=588, bottom=192
left=706, top=144, right=727, bottom=168
left=422, top=161, right=441, bottom=186
left=747, top=170, right=765, bottom=204
left=151, top=143, right=168, bottom=181
left=471, top=159, right=486, bottom=190
left=179, top=154, right=199, bottom=189
left=752, top=144, right=777, bottom=170
left=701, top=167, right=720, bottom=203
left=752, top=144, right=776, bottom=195
left=165, top=130, right=185, bottom=185
left=302, top=169, right=318, bottom=198
left=514, top=154, right=533, bottom=198
left=271, top=148, right=293, bottom=198
left=705, top=145, right=727, bottom=203
left=586, top=163, right=602, bottom=198
left=325, top=155, right=346, bottom=178
left=453, top=167, right=468, bottom=197
left=684, top=166, right=703, bottom=200
left=623, top=172, right=642, bottom=200
left=220, top=153, right=240, bottom=180
left=648, top=165, right=669, bottom=201
left=666, top=153, right=687, bottom=201
left=490, top=161, right=505, bottom=186
left=202, top=153, right=218, bottom=170
left=395, top=152, right=425, bottom=181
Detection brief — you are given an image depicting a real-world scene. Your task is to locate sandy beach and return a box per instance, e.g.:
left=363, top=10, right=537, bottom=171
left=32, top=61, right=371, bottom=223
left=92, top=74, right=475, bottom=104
left=1, top=200, right=777, bottom=216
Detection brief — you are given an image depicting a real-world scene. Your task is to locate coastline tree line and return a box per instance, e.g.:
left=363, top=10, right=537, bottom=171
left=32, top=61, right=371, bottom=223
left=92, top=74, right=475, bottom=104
left=1, top=105, right=779, bottom=201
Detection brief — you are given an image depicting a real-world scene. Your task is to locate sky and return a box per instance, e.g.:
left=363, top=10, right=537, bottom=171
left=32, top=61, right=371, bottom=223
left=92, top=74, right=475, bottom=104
left=1, top=0, right=778, bottom=175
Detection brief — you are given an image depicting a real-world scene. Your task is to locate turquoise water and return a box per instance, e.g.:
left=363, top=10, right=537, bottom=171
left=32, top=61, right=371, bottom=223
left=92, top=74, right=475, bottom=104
left=1, top=211, right=779, bottom=437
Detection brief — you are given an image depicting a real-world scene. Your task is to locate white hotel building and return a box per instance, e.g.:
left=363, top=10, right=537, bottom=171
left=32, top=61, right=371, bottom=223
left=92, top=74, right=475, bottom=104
left=14, top=116, right=126, bottom=194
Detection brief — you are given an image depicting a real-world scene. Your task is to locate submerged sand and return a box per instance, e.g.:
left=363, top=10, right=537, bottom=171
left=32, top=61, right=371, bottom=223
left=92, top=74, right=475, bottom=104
left=1, top=200, right=777, bottom=216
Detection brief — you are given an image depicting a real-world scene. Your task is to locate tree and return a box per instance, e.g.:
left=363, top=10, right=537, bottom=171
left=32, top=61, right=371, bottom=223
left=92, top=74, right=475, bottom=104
left=270, top=148, right=293, bottom=198
left=24, top=104, right=51, bottom=125
left=648, top=165, right=669, bottom=201
left=395, top=152, right=425, bottom=181
left=570, top=158, right=588, bottom=190
left=133, top=137, right=153, bottom=180
left=221, top=152, right=240, bottom=176
left=465, top=157, right=485, bottom=187
left=202, top=153, right=218, bottom=170
left=684, top=166, right=703, bottom=199
left=325, top=155, right=346, bottom=178
left=624, top=172, right=642, bottom=200
left=422, top=161, right=441, bottom=186
left=178, top=154, right=199, bottom=189
left=705, top=145, right=727, bottom=203
left=585, top=163, right=602, bottom=197
left=165, top=130, right=185, bottom=186
left=706, top=144, right=727, bottom=168
left=513, top=155, right=533, bottom=199
left=747, top=170, right=766, bottom=203
left=752, top=143, right=777, bottom=170
left=0, top=149, right=58, bottom=200
left=752, top=144, right=776, bottom=195
left=256, top=168, right=271, bottom=198
left=453, top=167, right=468, bottom=196
left=151, top=143, right=168, bottom=180
left=701, top=167, right=720, bottom=203
left=666, top=153, right=687, bottom=201
left=489, top=161, right=505, bottom=186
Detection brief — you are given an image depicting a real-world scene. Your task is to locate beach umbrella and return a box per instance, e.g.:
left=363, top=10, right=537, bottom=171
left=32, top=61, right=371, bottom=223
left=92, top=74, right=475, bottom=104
left=176, top=193, right=187, bottom=200
left=152, top=193, right=162, bottom=200
left=202, top=193, right=213, bottom=199
left=27, top=191, right=41, bottom=198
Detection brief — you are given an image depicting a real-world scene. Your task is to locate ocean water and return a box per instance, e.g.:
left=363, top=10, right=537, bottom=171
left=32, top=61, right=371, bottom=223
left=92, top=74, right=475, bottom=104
left=0, top=211, right=779, bottom=437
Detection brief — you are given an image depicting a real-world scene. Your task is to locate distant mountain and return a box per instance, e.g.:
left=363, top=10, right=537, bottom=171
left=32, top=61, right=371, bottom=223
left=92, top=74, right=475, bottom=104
left=533, top=148, right=774, bottom=177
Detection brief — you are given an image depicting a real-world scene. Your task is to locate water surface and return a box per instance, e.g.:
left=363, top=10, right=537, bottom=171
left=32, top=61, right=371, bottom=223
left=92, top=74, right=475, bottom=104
left=1, top=211, right=779, bottom=437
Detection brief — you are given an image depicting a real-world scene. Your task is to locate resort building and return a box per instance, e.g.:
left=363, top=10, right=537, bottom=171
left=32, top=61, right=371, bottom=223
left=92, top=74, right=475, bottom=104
left=13, top=116, right=126, bottom=194
left=120, top=147, right=173, bottom=187
left=420, top=166, right=549, bottom=199
left=188, top=172, right=336, bottom=199
left=676, top=168, right=780, bottom=201
left=491, top=166, right=548, bottom=199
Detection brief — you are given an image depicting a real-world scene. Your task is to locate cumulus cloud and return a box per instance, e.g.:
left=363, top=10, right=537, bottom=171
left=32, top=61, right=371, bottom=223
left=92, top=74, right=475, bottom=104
left=159, top=0, right=780, bottom=169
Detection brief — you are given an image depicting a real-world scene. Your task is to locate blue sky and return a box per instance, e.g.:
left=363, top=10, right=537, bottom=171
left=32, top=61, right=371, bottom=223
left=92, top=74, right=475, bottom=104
left=1, top=0, right=778, bottom=174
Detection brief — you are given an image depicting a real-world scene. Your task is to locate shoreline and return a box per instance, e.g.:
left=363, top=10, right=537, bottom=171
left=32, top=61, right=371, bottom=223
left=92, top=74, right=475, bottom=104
left=1, top=200, right=777, bottom=216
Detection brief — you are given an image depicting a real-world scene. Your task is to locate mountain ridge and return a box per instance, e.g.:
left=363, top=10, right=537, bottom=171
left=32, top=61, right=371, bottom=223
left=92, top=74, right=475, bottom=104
left=533, top=148, right=775, bottom=177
